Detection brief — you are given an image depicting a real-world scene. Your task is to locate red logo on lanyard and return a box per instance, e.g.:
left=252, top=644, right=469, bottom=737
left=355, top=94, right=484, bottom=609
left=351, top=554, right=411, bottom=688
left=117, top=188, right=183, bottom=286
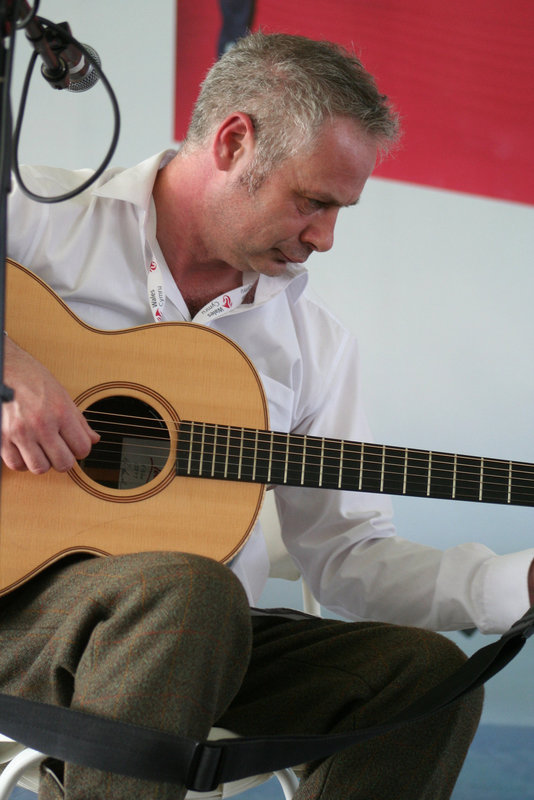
left=222, top=295, right=232, bottom=309
left=149, top=260, right=158, bottom=272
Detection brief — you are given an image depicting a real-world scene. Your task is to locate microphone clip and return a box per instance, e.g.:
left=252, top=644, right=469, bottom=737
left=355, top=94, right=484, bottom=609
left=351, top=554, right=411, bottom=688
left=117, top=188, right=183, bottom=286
left=24, top=17, right=100, bottom=92
left=25, top=19, right=75, bottom=90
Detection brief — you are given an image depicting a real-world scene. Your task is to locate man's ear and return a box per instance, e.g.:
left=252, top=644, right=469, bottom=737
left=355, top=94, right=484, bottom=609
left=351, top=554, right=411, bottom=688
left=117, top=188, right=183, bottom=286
left=213, top=113, right=255, bottom=171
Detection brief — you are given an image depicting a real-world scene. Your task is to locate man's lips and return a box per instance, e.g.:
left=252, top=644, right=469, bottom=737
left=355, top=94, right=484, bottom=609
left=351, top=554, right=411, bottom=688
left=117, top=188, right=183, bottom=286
left=276, top=248, right=311, bottom=264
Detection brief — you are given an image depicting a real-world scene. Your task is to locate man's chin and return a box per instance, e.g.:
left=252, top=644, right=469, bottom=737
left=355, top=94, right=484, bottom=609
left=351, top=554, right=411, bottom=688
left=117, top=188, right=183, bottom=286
left=251, top=254, right=289, bottom=277
left=265, top=261, right=290, bottom=277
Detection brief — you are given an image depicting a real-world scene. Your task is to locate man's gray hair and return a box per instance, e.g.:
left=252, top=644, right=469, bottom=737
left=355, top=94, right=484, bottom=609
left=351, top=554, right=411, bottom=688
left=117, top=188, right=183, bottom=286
left=184, top=32, right=400, bottom=185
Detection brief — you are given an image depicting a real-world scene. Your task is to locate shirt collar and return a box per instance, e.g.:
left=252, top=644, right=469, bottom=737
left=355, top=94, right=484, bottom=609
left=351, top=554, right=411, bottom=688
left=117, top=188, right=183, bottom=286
left=92, top=149, right=177, bottom=210
left=254, top=263, right=309, bottom=307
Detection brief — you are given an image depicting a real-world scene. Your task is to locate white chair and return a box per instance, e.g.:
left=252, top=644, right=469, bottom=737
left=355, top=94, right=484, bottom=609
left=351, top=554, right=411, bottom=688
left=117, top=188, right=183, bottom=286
left=0, top=728, right=301, bottom=799
left=0, top=493, right=319, bottom=799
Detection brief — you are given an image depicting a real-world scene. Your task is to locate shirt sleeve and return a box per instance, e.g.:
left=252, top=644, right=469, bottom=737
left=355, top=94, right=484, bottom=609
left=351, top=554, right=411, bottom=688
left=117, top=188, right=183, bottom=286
left=274, top=328, right=534, bottom=634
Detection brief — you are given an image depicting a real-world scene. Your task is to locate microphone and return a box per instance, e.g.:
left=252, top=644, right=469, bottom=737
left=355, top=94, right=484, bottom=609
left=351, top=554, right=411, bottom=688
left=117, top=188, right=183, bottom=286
left=45, top=34, right=101, bottom=93
left=23, top=10, right=101, bottom=92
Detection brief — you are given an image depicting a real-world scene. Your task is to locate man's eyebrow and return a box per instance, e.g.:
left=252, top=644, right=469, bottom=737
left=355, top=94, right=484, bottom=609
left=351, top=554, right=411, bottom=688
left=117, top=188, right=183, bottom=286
left=308, top=192, right=361, bottom=208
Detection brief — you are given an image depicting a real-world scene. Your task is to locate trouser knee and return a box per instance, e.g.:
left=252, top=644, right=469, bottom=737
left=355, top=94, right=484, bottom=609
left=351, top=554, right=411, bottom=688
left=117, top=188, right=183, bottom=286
left=104, top=550, right=252, bottom=649
left=393, top=626, right=484, bottom=727
left=325, top=622, right=485, bottom=732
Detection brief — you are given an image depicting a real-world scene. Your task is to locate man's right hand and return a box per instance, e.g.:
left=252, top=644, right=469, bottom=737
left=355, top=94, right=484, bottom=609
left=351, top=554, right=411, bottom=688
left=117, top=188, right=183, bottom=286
left=1, top=336, right=100, bottom=474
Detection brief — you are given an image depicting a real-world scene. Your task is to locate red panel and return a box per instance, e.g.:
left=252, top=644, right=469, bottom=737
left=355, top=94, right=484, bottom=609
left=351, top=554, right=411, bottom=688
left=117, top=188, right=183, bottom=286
left=174, top=1, right=220, bottom=137
left=175, top=0, right=534, bottom=205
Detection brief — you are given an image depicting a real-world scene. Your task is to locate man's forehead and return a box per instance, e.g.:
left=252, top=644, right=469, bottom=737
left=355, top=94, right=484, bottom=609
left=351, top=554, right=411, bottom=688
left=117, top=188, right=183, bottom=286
left=294, top=122, right=377, bottom=204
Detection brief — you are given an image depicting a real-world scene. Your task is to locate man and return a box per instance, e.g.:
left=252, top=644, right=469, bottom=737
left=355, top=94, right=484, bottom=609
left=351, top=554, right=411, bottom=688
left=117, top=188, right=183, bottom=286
left=1, top=32, right=532, bottom=800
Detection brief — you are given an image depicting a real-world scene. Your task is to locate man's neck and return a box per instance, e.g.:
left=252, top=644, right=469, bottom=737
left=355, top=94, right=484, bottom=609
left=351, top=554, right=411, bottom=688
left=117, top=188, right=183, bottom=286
left=153, top=152, right=246, bottom=316
left=178, top=268, right=246, bottom=318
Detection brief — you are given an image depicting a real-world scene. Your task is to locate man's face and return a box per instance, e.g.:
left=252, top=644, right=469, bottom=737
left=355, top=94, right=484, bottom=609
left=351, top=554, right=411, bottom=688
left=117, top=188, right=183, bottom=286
left=211, top=116, right=378, bottom=276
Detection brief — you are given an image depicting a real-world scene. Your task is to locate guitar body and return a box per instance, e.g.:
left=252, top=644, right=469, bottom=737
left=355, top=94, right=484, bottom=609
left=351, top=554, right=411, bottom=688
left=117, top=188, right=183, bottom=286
left=0, top=260, right=268, bottom=596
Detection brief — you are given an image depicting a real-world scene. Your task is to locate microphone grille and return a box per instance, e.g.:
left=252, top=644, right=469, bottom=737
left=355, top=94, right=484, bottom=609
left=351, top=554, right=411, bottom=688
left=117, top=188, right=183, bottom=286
left=68, top=45, right=101, bottom=92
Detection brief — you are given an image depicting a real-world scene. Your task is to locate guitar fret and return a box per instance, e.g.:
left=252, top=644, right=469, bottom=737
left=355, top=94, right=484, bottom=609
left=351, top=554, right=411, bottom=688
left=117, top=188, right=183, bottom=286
left=301, top=435, right=322, bottom=488
left=252, top=430, right=258, bottom=482
left=480, top=458, right=510, bottom=504
left=253, top=431, right=271, bottom=483
left=211, top=424, right=218, bottom=477
left=224, top=428, right=230, bottom=479
left=176, top=421, right=192, bottom=477
left=452, top=454, right=457, bottom=499
left=427, top=452, right=432, bottom=497
left=338, top=440, right=344, bottom=489
left=358, top=442, right=364, bottom=491
left=359, top=443, right=383, bottom=494
left=381, top=445, right=406, bottom=496
left=516, top=461, right=534, bottom=506
left=455, top=455, right=481, bottom=501
left=324, top=439, right=347, bottom=489
left=300, top=436, right=307, bottom=486
left=404, top=448, right=428, bottom=497
left=198, top=423, right=206, bottom=477
left=187, top=422, right=194, bottom=476
left=284, top=433, right=304, bottom=486
left=506, top=461, right=512, bottom=503
left=273, top=432, right=291, bottom=485
left=403, top=448, right=408, bottom=494
left=319, top=438, right=325, bottom=487
left=238, top=428, right=244, bottom=480
left=212, top=424, right=226, bottom=479
left=267, top=431, right=274, bottom=483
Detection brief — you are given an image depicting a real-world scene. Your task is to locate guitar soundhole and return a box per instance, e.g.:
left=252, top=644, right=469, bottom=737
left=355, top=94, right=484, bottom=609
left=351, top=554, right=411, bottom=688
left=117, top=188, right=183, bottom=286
left=78, top=395, right=171, bottom=490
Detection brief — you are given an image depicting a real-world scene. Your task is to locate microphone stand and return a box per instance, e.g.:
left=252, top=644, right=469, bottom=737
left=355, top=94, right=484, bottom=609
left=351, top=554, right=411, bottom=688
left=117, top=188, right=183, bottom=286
left=0, top=0, right=73, bottom=478
left=0, top=1, right=17, bottom=430
left=0, top=1, right=120, bottom=495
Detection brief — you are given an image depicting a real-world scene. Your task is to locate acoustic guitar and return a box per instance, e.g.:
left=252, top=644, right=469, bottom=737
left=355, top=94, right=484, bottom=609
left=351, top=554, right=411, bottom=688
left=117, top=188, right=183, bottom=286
left=1, top=259, right=533, bottom=597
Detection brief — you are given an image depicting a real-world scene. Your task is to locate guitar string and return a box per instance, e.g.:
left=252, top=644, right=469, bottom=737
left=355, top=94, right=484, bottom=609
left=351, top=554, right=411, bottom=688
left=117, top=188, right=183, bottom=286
left=81, top=416, right=534, bottom=489
left=81, top=410, right=534, bottom=482
left=80, top=425, right=534, bottom=498
left=78, top=447, right=534, bottom=499
left=77, top=443, right=534, bottom=502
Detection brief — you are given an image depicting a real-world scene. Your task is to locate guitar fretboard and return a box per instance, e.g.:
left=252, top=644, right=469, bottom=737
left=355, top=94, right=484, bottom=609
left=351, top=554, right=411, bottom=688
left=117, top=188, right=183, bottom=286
left=176, top=421, right=534, bottom=507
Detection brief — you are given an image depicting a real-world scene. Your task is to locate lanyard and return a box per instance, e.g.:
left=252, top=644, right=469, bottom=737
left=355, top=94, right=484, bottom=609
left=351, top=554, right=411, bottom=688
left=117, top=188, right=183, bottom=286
left=194, top=280, right=256, bottom=324
left=146, top=256, right=255, bottom=324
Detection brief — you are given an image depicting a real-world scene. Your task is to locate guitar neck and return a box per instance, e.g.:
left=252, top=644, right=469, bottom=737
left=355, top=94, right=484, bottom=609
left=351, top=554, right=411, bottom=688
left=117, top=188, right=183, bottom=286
left=177, top=421, right=534, bottom=507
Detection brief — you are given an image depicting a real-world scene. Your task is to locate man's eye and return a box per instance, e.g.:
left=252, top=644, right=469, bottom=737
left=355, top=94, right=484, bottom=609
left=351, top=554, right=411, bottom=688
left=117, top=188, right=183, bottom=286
left=299, top=197, right=324, bottom=214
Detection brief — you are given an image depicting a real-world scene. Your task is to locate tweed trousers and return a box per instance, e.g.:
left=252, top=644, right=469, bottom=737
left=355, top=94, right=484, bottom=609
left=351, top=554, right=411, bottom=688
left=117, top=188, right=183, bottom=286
left=0, top=551, right=483, bottom=800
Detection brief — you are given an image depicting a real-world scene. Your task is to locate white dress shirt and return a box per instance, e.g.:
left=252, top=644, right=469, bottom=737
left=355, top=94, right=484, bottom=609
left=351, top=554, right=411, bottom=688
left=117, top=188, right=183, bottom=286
left=7, top=151, right=534, bottom=633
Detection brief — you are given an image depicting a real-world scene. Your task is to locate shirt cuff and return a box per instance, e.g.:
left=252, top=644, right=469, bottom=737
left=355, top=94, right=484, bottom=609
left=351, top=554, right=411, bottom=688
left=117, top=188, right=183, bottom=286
left=478, top=548, right=534, bottom=633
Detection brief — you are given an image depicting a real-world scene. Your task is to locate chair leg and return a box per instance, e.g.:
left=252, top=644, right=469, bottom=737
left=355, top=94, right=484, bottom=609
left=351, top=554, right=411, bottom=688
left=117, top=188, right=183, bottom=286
left=0, top=751, right=300, bottom=799
left=274, top=768, right=300, bottom=799
left=0, top=748, right=44, bottom=799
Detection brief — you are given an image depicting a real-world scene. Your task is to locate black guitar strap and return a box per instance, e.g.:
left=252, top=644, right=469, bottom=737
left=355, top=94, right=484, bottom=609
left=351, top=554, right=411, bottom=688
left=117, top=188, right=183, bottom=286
left=0, top=604, right=532, bottom=793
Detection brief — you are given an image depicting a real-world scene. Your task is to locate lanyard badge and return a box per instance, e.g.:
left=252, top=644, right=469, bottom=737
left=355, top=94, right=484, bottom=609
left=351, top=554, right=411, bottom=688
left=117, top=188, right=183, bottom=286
left=147, top=259, right=166, bottom=322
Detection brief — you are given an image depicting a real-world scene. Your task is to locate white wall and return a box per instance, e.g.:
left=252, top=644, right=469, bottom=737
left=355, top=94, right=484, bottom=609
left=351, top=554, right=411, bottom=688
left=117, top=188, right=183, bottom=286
left=9, top=0, right=534, bottom=726
left=10, top=0, right=177, bottom=168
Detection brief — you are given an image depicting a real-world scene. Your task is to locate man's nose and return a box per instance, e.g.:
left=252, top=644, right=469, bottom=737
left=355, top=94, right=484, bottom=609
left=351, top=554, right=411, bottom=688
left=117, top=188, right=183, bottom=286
left=300, top=207, right=340, bottom=253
